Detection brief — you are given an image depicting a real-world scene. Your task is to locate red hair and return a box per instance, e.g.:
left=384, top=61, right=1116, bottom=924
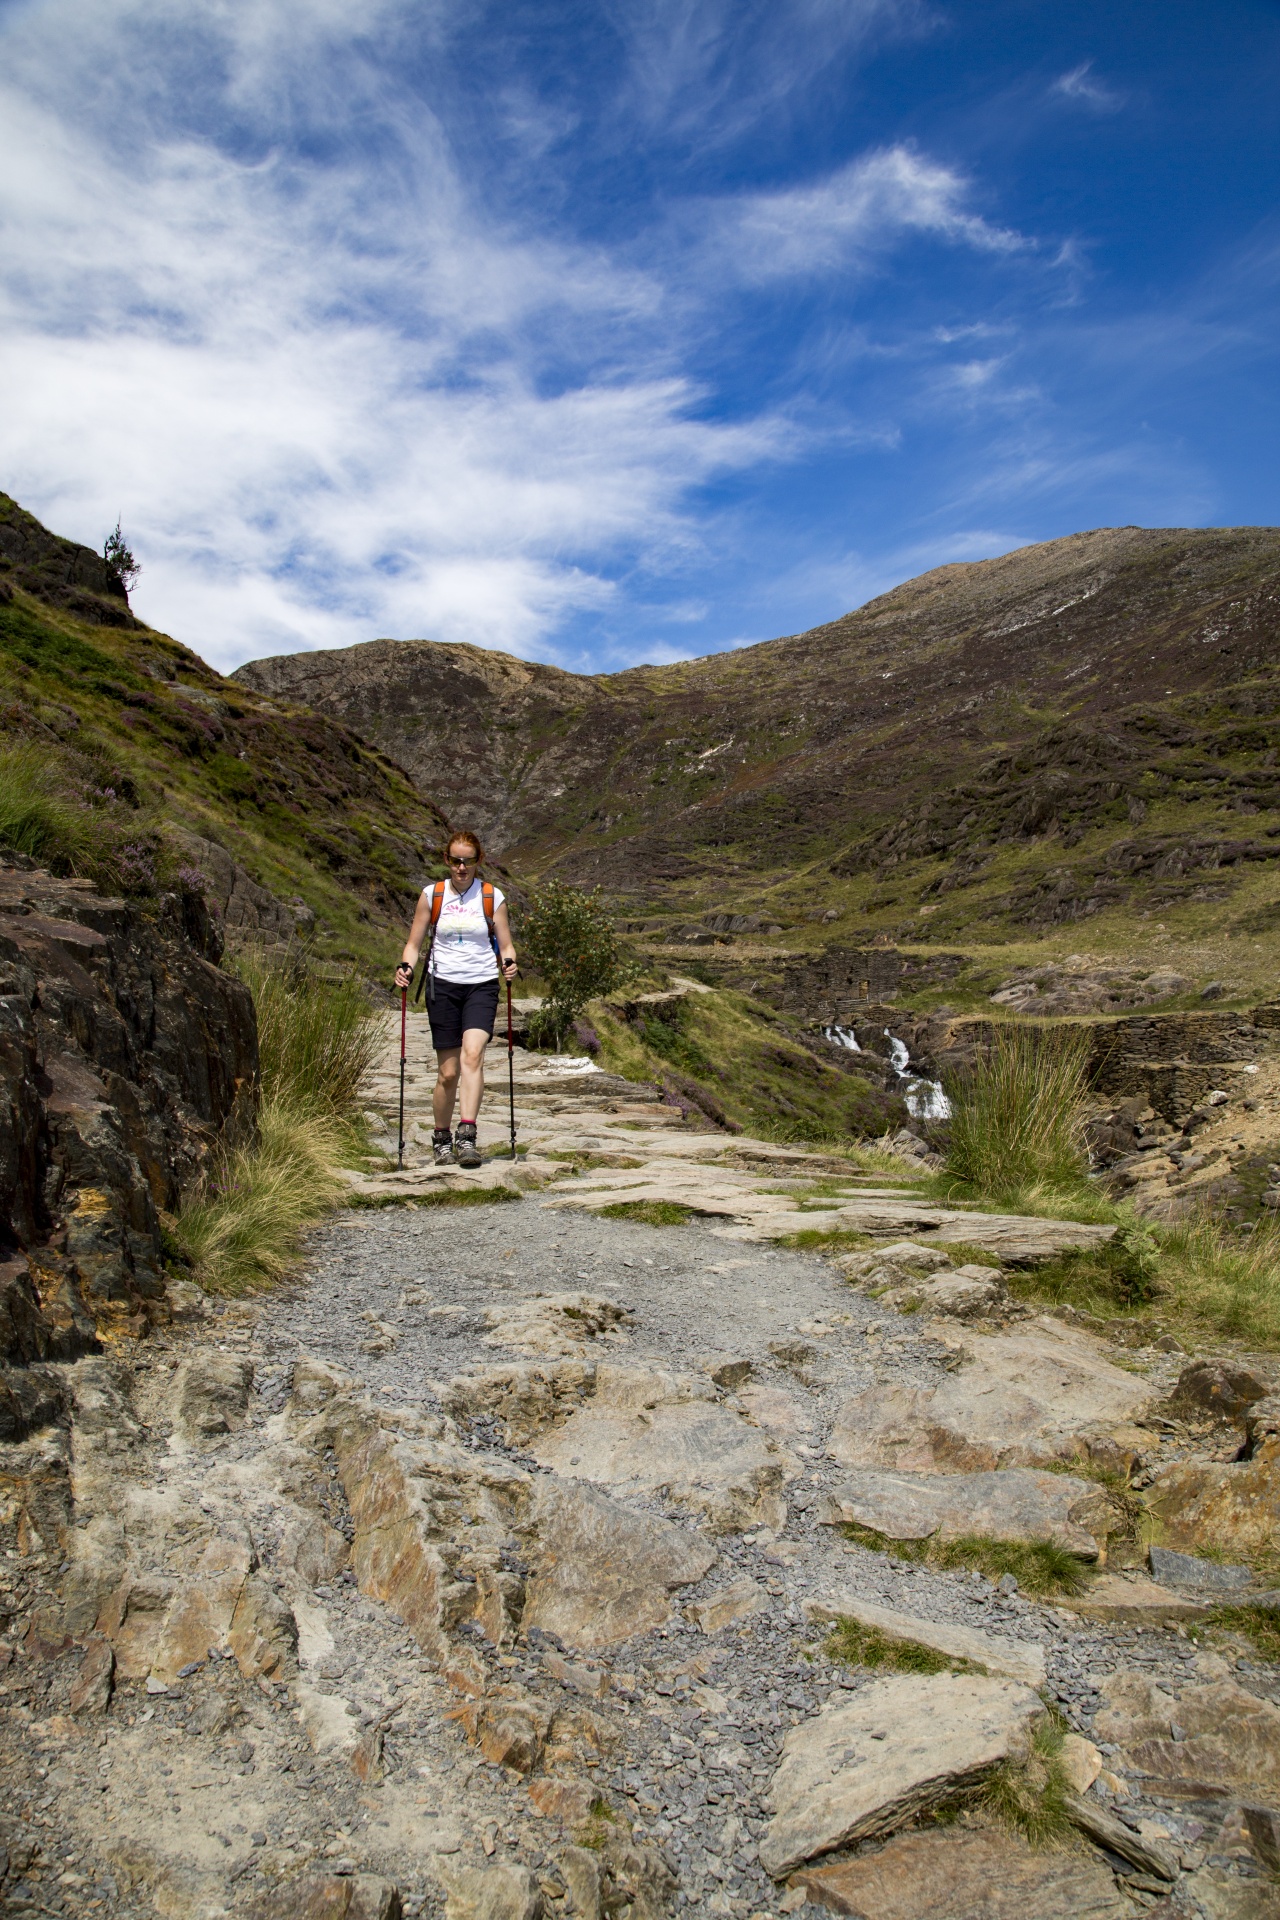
left=444, top=829, right=485, bottom=863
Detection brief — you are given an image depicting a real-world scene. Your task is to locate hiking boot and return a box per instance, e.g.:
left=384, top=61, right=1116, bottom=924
left=432, top=1129, right=455, bottom=1166
left=454, top=1122, right=482, bottom=1169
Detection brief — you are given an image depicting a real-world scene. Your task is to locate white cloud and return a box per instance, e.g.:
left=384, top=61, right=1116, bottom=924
left=712, top=145, right=1025, bottom=282
left=1051, top=62, right=1124, bottom=112
left=0, top=0, right=1024, bottom=672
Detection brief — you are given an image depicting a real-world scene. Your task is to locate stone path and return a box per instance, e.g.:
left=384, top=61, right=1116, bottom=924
left=3, top=1014, right=1279, bottom=1920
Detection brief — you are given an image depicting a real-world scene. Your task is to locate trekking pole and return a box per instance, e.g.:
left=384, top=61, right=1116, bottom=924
left=505, top=974, right=517, bottom=1160
left=397, top=984, right=408, bottom=1171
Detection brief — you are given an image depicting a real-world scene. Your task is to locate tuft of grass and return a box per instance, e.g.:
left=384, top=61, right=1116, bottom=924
left=172, top=950, right=382, bottom=1293
left=825, top=1615, right=980, bottom=1677
left=597, top=1199, right=695, bottom=1225
left=981, top=1714, right=1074, bottom=1849
left=777, top=1227, right=875, bottom=1253
left=170, top=1097, right=350, bottom=1294
left=838, top=1523, right=1092, bottom=1597
left=943, top=1023, right=1091, bottom=1205
left=231, top=947, right=380, bottom=1119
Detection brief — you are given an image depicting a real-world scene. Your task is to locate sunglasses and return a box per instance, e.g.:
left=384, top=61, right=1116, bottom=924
left=448, top=854, right=477, bottom=866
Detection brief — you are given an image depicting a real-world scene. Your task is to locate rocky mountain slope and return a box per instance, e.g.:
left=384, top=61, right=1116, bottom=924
left=234, top=526, right=1280, bottom=944
left=0, top=493, right=451, bottom=964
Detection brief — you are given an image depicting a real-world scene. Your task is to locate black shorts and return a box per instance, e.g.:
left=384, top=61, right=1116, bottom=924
left=427, top=976, right=500, bottom=1052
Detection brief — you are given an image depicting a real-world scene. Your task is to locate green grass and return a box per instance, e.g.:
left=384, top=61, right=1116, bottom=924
left=981, top=1715, right=1074, bottom=1848
left=943, top=1023, right=1092, bottom=1206
left=597, top=1199, right=695, bottom=1225
left=347, top=1185, right=522, bottom=1211
left=1010, top=1208, right=1280, bottom=1349
left=0, top=741, right=166, bottom=894
left=169, top=1097, right=352, bottom=1294
left=776, top=1227, right=875, bottom=1253
left=825, top=1615, right=981, bottom=1677
left=231, top=947, right=381, bottom=1119
left=1203, top=1605, right=1280, bottom=1662
left=171, top=950, right=382, bottom=1292
left=839, top=1523, right=1092, bottom=1597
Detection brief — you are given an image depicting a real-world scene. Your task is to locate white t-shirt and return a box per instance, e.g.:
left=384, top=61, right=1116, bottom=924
left=427, top=878, right=505, bottom=984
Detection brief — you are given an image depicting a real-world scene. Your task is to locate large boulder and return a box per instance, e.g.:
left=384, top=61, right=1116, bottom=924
left=1146, top=1434, right=1280, bottom=1559
left=758, top=1673, right=1044, bottom=1877
left=829, top=1318, right=1153, bottom=1473
left=521, top=1480, right=716, bottom=1650
left=1093, top=1675, right=1280, bottom=1801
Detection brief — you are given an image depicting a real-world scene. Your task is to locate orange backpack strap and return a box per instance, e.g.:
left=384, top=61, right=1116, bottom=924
left=415, top=880, right=447, bottom=1002
left=481, top=881, right=498, bottom=955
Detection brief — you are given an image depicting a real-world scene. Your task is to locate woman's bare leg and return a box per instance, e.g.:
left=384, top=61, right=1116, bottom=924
left=457, top=1028, right=488, bottom=1120
left=433, top=1048, right=460, bottom=1128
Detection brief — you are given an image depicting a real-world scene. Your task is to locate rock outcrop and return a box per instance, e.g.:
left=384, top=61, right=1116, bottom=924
left=0, top=859, right=257, bottom=1385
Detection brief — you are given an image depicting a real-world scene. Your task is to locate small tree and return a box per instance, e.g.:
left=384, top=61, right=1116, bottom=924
left=103, top=520, right=141, bottom=595
left=518, top=880, right=628, bottom=1050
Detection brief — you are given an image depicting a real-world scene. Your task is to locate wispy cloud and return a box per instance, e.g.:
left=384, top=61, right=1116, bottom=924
left=1051, top=62, right=1125, bottom=112
left=708, top=146, right=1026, bottom=283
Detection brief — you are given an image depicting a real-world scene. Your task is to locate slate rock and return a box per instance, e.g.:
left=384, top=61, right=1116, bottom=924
left=820, top=1465, right=1111, bottom=1557
left=1061, top=1573, right=1211, bottom=1626
left=1148, top=1545, right=1254, bottom=1591
left=173, top=1353, right=254, bottom=1438
left=1171, top=1358, right=1277, bottom=1422
left=521, top=1480, right=716, bottom=1650
left=687, top=1575, right=769, bottom=1632
left=1147, top=1434, right=1280, bottom=1559
left=758, top=1673, right=1044, bottom=1877
left=1094, top=1675, right=1280, bottom=1799
left=441, top=1865, right=541, bottom=1920
left=828, top=1319, right=1152, bottom=1473
left=259, top=1875, right=403, bottom=1919
left=531, top=1363, right=799, bottom=1533
left=791, top=1824, right=1129, bottom=1917
left=803, top=1594, right=1046, bottom=1687
left=67, top=1633, right=114, bottom=1713
left=481, top=1293, right=629, bottom=1358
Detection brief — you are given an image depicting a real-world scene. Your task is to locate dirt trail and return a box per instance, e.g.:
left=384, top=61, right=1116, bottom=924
left=3, top=1013, right=1278, bottom=1920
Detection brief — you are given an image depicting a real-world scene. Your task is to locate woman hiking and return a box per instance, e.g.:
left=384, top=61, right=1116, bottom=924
left=394, top=831, right=518, bottom=1168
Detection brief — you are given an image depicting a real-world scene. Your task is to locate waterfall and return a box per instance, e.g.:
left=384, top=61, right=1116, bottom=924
left=824, top=1024, right=950, bottom=1121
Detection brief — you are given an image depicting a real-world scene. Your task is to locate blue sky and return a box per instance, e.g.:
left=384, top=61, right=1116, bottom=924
left=1, top=0, right=1278, bottom=673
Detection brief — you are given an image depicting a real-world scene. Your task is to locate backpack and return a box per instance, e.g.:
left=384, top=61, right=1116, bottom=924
left=415, top=879, right=498, bottom=1001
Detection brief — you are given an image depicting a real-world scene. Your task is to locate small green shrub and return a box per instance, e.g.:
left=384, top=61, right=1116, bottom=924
left=944, top=1024, right=1091, bottom=1203
left=1206, top=1605, right=1280, bottom=1663
left=518, top=881, right=631, bottom=1049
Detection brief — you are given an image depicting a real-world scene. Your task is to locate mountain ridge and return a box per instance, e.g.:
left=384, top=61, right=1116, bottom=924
left=234, top=524, right=1280, bottom=942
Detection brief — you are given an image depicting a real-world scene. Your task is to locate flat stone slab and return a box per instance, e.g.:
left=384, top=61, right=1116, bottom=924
left=820, top=1465, right=1110, bottom=1557
left=530, top=1364, right=800, bottom=1533
left=803, top=1593, right=1046, bottom=1688
left=829, top=1318, right=1154, bottom=1473
left=1060, top=1573, right=1212, bottom=1626
left=521, top=1481, right=716, bottom=1651
left=791, top=1824, right=1130, bottom=1918
left=758, top=1672, right=1044, bottom=1877
left=1094, top=1674, right=1280, bottom=1802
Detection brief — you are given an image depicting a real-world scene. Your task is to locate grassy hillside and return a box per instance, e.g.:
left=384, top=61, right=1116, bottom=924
left=0, top=492, right=449, bottom=966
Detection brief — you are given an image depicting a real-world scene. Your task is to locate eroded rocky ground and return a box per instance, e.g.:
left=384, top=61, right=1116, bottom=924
left=3, top=1017, right=1280, bottom=1920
